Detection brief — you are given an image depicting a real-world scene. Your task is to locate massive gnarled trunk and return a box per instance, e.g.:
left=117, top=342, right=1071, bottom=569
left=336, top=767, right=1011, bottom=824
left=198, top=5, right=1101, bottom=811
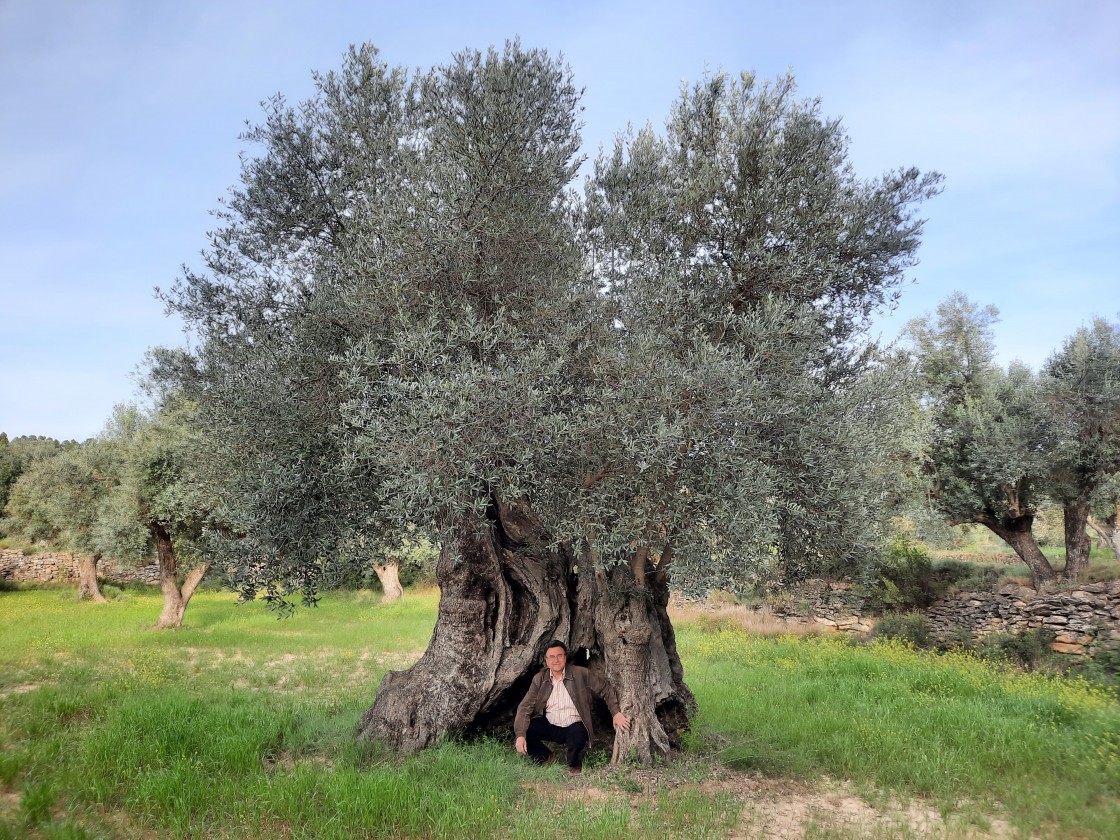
left=1062, top=501, right=1092, bottom=580
left=357, top=500, right=695, bottom=763
left=372, top=562, right=404, bottom=603
left=76, top=552, right=107, bottom=602
left=150, top=523, right=209, bottom=629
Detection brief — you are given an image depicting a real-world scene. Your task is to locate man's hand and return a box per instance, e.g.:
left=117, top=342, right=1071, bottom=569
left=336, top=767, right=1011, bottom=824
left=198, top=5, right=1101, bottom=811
left=612, top=712, right=631, bottom=734
left=516, top=735, right=527, bottom=754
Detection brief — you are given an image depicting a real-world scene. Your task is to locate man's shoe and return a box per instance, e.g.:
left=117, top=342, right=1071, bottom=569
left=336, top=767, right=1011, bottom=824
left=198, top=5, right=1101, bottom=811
left=568, top=766, right=582, bottom=776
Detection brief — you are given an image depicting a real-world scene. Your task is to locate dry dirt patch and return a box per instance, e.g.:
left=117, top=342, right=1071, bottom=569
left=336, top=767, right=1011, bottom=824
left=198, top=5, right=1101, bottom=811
left=731, top=777, right=1015, bottom=840
left=524, top=768, right=1017, bottom=840
left=0, top=683, right=41, bottom=702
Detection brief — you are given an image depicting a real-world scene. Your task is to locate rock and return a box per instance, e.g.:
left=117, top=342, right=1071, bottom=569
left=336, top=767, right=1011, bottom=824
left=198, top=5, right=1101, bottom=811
left=1050, top=642, right=1086, bottom=655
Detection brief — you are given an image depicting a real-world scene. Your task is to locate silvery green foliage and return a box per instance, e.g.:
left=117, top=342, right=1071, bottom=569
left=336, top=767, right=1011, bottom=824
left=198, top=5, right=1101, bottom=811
left=1042, top=318, right=1120, bottom=510
left=93, top=401, right=216, bottom=569
left=906, top=294, right=1052, bottom=527
left=579, top=72, right=935, bottom=590
left=1, top=436, right=88, bottom=548
left=2, top=402, right=213, bottom=570
left=167, top=46, right=937, bottom=604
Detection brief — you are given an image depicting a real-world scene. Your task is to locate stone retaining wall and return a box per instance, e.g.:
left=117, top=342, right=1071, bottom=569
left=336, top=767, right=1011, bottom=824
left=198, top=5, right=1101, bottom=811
left=0, top=549, right=160, bottom=586
left=925, top=581, right=1120, bottom=656
left=770, top=580, right=874, bottom=632
left=770, top=578, right=1120, bottom=656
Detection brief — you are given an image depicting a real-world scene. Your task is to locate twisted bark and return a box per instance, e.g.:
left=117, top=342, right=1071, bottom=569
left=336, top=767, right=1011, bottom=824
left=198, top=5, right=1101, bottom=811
left=1062, top=500, right=1092, bottom=580
left=358, top=503, right=695, bottom=763
left=150, top=523, right=209, bottom=629
left=373, top=562, right=404, bottom=603
left=978, top=512, right=1057, bottom=590
left=76, top=552, right=107, bottom=602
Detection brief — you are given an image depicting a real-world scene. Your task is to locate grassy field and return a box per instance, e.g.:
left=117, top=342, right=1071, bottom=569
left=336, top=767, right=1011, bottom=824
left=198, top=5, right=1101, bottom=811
left=1, top=586, right=1118, bottom=839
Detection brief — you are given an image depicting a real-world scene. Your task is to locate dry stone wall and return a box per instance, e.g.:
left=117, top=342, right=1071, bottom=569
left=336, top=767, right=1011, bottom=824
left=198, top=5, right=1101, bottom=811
left=0, top=549, right=160, bottom=586
left=925, top=581, right=1120, bottom=656
left=770, top=578, right=1120, bottom=656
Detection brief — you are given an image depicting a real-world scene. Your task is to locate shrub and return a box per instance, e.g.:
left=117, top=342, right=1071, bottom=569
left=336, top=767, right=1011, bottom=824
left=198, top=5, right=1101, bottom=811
left=931, top=558, right=1004, bottom=591
left=871, top=612, right=931, bottom=648
left=1063, top=647, right=1120, bottom=691
left=977, top=628, right=1056, bottom=670
left=859, top=537, right=940, bottom=614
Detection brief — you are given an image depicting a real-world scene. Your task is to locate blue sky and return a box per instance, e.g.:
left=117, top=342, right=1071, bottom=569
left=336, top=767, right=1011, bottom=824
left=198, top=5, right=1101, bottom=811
left=1, top=0, right=1117, bottom=441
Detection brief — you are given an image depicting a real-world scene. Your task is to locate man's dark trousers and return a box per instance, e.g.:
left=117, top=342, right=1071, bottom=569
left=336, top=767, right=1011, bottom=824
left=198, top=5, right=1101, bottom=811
left=526, top=717, right=589, bottom=768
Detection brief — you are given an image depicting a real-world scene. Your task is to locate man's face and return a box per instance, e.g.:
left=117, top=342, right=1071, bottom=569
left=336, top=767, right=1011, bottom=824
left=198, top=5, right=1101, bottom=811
left=545, top=646, right=566, bottom=677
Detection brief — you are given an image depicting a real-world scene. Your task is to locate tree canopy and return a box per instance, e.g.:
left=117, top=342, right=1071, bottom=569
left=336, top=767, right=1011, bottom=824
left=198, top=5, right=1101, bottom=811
left=165, top=45, right=940, bottom=602
left=906, top=294, right=1120, bottom=587
left=162, top=42, right=941, bottom=758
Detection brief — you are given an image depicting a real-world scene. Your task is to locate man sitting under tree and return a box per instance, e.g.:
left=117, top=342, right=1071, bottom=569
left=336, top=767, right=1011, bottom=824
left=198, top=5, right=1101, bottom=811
left=514, top=640, right=631, bottom=774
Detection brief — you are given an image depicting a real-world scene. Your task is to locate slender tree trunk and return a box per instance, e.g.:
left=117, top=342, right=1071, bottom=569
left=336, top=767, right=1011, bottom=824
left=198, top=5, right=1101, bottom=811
left=358, top=499, right=695, bottom=764
left=373, top=562, right=404, bottom=603
left=1087, top=511, right=1120, bottom=558
left=979, top=513, right=1057, bottom=590
left=150, top=523, right=209, bottom=629
left=76, top=552, right=107, bottom=603
left=1062, top=500, right=1092, bottom=580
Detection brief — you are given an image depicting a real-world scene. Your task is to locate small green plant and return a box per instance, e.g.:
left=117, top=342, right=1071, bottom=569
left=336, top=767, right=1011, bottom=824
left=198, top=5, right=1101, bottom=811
left=18, top=779, right=54, bottom=827
left=871, top=612, right=931, bottom=648
left=937, top=625, right=975, bottom=651
left=859, top=538, right=941, bottom=614
left=1063, top=648, right=1120, bottom=691
left=977, top=628, right=1056, bottom=670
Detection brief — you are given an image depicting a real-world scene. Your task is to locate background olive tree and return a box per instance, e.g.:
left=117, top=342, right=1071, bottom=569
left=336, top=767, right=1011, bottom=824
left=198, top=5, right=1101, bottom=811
left=1041, top=317, right=1120, bottom=576
left=907, top=296, right=1120, bottom=587
left=2, top=436, right=112, bottom=600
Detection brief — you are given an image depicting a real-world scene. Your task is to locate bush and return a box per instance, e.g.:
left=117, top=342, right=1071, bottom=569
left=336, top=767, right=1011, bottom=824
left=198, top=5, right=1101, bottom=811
left=859, top=538, right=940, bottom=614
left=1063, top=647, right=1120, bottom=691
left=871, top=612, right=931, bottom=648
left=977, top=628, right=1056, bottom=670
left=930, top=558, right=1004, bottom=591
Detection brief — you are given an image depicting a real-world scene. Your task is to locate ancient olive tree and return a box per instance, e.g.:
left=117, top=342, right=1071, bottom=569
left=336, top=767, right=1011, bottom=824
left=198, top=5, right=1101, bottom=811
left=166, top=44, right=939, bottom=762
left=1041, top=317, right=1120, bottom=575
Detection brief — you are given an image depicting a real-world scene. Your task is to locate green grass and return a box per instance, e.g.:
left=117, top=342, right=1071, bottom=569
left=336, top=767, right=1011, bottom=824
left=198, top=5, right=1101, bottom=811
left=682, top=623, right=1120, bottom=838
left=1, top=587, right=1118, bottom=838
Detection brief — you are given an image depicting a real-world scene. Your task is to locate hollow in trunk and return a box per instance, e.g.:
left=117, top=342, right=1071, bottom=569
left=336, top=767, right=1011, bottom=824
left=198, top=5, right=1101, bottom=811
left=357, top=502, right=694, bottom=764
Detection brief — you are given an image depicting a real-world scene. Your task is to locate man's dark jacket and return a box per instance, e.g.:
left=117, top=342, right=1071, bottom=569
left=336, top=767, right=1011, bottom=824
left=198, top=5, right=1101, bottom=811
left=514, top=664, right=622, bottom=743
